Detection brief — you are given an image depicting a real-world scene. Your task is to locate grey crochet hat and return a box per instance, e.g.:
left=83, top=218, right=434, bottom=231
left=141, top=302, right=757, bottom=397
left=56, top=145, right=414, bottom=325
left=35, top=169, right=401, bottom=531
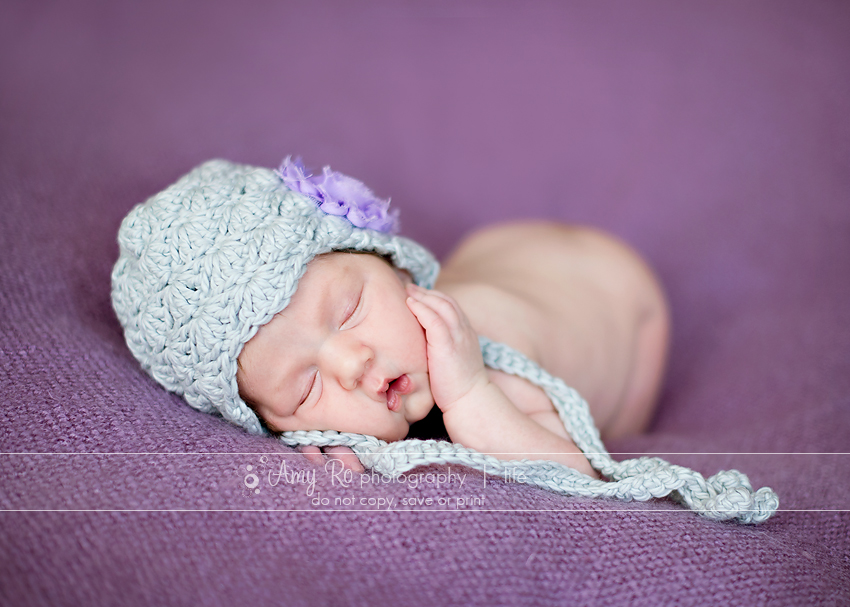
left=111, top=158, right=439, bottom=436
left=112, top=157, right=778, bottom=523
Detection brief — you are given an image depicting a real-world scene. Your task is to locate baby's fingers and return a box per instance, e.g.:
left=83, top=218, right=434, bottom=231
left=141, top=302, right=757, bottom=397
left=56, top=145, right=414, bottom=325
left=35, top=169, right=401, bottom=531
left=297, top=445, right=365, bottom=473
left=408, top=283, right=458, bottom=306
left=406, top=292, right=453, bottom=345
left=406, top=284, right=465, bottom=330
left=298, top=445, right=325, bottom=466
left=324, top=445, right=365, bottom=473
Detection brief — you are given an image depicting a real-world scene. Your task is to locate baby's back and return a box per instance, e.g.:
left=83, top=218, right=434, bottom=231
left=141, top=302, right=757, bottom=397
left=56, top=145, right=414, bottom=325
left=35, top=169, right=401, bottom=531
left=436, top=221, right=669, bottom=440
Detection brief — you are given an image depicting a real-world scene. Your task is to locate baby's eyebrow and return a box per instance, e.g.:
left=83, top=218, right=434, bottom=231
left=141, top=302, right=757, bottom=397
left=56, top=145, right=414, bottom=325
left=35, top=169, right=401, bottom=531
left=310, top=287, right=339, bottom=327
left=318, top=273, right=357, bottom=321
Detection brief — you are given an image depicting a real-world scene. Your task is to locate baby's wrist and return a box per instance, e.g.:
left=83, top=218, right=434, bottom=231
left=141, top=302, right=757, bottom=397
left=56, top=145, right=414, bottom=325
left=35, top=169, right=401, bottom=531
left=434, top=369, right=491, bottom=415
left=439, top=378, right=517, bottom=450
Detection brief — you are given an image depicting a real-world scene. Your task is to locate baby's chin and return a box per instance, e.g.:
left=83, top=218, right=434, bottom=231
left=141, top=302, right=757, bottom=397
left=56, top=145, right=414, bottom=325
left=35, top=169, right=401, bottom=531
left=376, top=425, right=411, bottom=442
left=375, top=401, right=434, bottom=442
left=403, top=387, right=436, bottom=424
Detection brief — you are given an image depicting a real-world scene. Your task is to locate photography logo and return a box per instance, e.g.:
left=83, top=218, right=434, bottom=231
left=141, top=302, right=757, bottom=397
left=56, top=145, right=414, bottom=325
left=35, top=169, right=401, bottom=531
left=243, top=455, right=271, bottom=495
left=244, top=464, right=261, bottom=494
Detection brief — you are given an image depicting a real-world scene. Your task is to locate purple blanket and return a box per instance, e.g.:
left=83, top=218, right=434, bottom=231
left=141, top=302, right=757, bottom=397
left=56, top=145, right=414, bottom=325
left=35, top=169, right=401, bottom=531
left=2, top=1, right=848, bottom=605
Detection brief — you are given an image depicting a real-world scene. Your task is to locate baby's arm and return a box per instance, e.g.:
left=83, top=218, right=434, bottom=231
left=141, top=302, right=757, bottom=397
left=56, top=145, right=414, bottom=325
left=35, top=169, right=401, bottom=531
left=406, top=285, right=598, bottom=478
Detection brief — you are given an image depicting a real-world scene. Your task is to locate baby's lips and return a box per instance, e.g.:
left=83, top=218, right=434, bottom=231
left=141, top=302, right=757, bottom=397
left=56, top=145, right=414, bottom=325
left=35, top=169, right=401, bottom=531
left=386, top=388, right=401, bottom=412
left=386, top=374, right=412, bottom=412
left=391, top=374, right=413, bottom=395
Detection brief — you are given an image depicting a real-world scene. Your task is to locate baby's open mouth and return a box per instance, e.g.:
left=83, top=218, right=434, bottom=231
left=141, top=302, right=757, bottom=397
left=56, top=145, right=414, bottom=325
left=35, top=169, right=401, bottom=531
left=386, top=375, right=411, bottom=412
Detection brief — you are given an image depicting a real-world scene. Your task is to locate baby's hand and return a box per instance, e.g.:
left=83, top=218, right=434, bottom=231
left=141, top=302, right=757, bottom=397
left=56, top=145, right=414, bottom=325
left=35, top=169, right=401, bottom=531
left=406, top=284, right=489, bottom=413
left=298, top=445, right=364, bottom=473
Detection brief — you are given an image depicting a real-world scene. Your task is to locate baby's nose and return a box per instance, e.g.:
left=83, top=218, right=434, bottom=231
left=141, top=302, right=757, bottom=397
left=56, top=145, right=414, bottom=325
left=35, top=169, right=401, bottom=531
left=324, top=337, right=374, bottom=391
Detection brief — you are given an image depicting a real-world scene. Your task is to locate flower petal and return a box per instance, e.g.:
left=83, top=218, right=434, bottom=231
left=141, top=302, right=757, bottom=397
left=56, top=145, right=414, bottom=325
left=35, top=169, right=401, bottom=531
left=277, top=157, right=399, bottom=234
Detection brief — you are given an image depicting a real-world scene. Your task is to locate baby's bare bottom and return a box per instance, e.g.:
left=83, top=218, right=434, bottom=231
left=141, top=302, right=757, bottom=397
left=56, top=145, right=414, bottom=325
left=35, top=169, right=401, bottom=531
left=436, top=221, right=670, bottom=440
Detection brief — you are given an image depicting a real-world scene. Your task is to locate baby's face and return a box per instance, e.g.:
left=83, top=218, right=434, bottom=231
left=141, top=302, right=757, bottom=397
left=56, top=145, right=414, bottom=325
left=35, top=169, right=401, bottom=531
left=237, top=252, right=435, bottom=441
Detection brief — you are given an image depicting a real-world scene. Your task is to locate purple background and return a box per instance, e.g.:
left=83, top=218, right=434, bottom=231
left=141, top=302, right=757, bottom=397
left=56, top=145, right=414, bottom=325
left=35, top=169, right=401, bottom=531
left=1, top=1, right=848, bottom=605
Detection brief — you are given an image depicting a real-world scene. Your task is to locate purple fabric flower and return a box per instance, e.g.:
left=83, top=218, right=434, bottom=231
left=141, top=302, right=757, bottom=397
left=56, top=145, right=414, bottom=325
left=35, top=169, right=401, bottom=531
left=276, top=156, right=399, bottom=233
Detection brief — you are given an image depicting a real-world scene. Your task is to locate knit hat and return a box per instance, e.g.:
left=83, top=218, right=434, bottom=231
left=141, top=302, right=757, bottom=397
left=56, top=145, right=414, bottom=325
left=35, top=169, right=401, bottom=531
left=111, top=158, right=439, bottom=436
left=112, top=158, right=779, bottom=523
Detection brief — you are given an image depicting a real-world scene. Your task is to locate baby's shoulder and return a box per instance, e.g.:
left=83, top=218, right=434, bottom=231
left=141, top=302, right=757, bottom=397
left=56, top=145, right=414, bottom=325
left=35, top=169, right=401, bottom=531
left=436, top=279, right=544, bottom=363
left=438, top=220, right=663, bottom=322
left=442, top=221, right=649, bottom=279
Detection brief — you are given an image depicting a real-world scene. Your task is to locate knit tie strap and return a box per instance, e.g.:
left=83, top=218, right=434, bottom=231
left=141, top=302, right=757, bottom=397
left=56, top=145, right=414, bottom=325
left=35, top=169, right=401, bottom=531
left=280, top=337, right=779, bottom=523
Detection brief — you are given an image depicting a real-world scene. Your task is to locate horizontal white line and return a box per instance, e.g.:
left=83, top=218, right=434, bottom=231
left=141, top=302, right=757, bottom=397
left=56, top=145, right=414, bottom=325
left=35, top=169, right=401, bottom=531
left=0, top=509, right=846, bottom=513
left=1, top=452, right=847, bottom=456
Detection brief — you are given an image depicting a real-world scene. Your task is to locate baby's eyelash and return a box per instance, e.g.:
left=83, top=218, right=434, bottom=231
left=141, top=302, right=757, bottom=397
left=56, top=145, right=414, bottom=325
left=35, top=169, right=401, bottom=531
left=299, top=370, right=318, bottom=406
left=342, top=290, right=363, bottom=326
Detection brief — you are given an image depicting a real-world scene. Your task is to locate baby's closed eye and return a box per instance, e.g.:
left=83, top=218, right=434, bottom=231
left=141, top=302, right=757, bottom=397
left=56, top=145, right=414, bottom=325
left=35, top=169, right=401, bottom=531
left=299, top=369, right=321, bottom=407
left=340, top=288, right=364, bottom=328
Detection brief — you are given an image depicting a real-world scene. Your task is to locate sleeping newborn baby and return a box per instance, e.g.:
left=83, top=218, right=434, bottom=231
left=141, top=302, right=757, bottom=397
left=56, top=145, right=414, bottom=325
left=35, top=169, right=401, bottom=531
left=112, top=157, right=780, bottom=523
left=113, top=157, right=669, bottom=479
left=237, top=227, right=669, bottom=478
